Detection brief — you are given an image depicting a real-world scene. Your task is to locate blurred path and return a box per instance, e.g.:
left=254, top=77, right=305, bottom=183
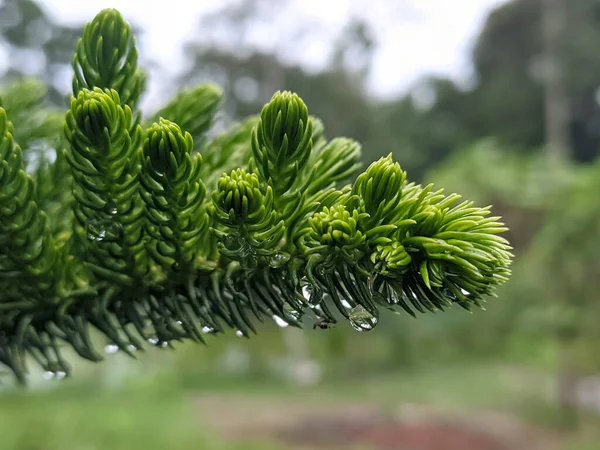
left=191, top=394, right=560, bottom=450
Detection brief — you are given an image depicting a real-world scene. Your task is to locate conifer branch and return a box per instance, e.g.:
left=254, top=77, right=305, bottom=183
left=0, top=8, right=513, bottom=383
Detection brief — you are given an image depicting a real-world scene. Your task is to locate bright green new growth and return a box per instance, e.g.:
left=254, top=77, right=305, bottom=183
left=0, top=9, right=513, bottom=383
left=252, top=91, right=312, bottom=198
left=72, top=8, right=146, bottom=108
left=140, top=118, right=208, bottom=270
left=211, top=169, right=284, bottom=265
left=152, top=84, right=223, bottom=148
left=64, top=88, right=145, bottom=284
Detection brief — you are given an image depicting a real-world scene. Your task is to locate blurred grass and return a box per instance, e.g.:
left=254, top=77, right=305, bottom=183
left=176, top=361, right=557, bottom=417
left=1, top=360, right=599, bottom=449
left=0, top=383, right=282, bottom=450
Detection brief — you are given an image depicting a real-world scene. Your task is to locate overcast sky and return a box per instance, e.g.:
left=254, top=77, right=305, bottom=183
left=42, top=0, right=507, bottom=104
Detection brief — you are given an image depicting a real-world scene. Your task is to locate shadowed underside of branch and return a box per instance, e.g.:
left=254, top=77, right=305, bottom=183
left=0, top=9, right=513, bottom=383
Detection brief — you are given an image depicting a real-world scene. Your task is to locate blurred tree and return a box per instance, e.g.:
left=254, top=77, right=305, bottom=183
left=367, top=76, right=474, bottom=180
left=177, top=48, right=377, bottom=147
left=0, top=0, right=81, bottom=105
left=428, top=139, right=600, bottom=428
left=175, top=0, right=446, bottom=174
left=330, top=19, right=376, bottom=80
left=518, top=159, right=600, bottom=427
left=470, top=0, right=600, bottom=162
left=469, top=0, right=545, bottom=150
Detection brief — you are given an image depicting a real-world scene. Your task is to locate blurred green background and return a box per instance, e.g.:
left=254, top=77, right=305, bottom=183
left=2, top=0, right=600, bottom=448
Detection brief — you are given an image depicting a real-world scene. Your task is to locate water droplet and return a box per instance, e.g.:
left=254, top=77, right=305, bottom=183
left=341, top=299, right=352, bottom=309
left=104, top=344, right=119, bottom=354
left=86, top=221, right=106, bottom=241
left=460, top=288, right=470, bottom=296
left=309, top=303, right=323, bottom=313
left=302, top=285, right=311, bottom=300
left=161, top=341, right=168, bottom=348
left=202, top=326, right=215, bottom=334
left=147, top=337, right=159, bottom=345
left=386, top=289, right=398, bottom=303
left=43, top=371, right=54, bottom=381
left=349, top=306, right=378, bottom=332
left=235, top=330, right=244, bottom=337
left=176, top=320, right=183, bottom=325
left=284, top=304, right=301, bottom=321
left=55, top=371, right=66, bottom=380
left=103, top=201, right=118, bottom=215
left=316, top=266, right=327, bottom=276
left=268, top=252, right=290, bottom=268
left=303, top=284, right=323, bottom=305
left=86, top=219, right=123, bottom=242
left=127, top=344, right=137, bottom=352
left=272, top=315, right=289, bottom=328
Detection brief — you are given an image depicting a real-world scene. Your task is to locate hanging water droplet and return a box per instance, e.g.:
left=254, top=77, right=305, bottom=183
left=302, top=285, right=311, bottom=300
left=86, top=219, right=123, bottom=242
left=460, top=288, right=470, bottom=296
left=272, top=315, right=289, bottom=328
left=161, top=341, right=168, bottom=348
left=176, top=320, right=183, bottom=325
left=341, top=299, right=352, bottom=309
left=349, top=306, right=378, bottom=332
left=43, top=371, right=54, bottom=381
left=235, top=330, right=244, bottom=337
left=86, top=220, right=106, bottom=241
left=147, top=336, right=159, bottom=345
left=202, top=326, right=215, bottom=334
left=268, top=252, right=290, bottom=268
left=303, top=284, right=323, bottom=305
left=388, top=290, right=401, bottom=305
left=55, top=371, right=66, bottom=380
left=127, top=344, right=137, bottom=352
left=104, top=344, right=119, bottom=354
left=103, top=201, right=118, bottom=215
left=309, top=303, right=323, bottom=313
left=284, top=303, right=301, bottom=321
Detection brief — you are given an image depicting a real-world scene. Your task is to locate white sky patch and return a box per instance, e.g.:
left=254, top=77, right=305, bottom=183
left=41, top=0, right=508, bottom=103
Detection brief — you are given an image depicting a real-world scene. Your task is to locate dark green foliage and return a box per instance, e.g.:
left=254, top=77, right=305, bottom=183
left=468, top=0, right=600, bottom=161
left=0, top=0, right=82, bottom=105
left=0, top=8, right=513, bottom=383
left=0, top=109, right=58, bottom=298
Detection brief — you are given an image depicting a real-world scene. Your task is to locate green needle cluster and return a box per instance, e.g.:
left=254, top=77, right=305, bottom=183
left=0, top=8, right=513, bottom=383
